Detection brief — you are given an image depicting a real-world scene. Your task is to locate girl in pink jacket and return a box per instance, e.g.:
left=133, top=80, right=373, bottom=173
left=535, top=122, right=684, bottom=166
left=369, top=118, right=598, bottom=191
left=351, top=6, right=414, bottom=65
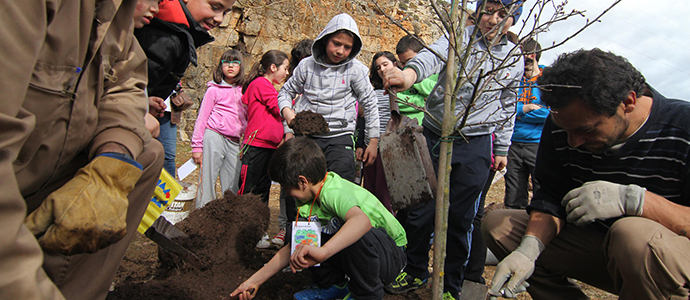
left=191, top=49, right=247, bottom=208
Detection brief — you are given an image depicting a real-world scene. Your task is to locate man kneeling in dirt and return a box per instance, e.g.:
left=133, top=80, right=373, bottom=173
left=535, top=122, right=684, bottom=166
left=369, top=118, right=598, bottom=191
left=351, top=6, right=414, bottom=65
left=0, top=1, right=164, bottom=299
left=483, top=49, right=690, bottom=299
left=230, top=137, right=406, bottom=300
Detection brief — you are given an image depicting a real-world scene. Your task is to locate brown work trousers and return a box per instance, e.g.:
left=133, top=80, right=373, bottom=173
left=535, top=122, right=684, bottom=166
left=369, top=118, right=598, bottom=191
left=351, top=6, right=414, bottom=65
left=40, top=141, right=164, bottom=300
left=483, top=209, right=690, bottom=300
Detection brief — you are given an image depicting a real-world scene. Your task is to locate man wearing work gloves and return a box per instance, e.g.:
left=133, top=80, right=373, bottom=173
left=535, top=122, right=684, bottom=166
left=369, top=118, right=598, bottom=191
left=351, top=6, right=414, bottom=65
left=0, top=1, right=164, bottom=299
left=483, top=49, right=690, bottom=299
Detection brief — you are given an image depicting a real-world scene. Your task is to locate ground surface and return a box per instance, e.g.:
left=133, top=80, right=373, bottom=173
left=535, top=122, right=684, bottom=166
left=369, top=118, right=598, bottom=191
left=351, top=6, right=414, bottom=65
left=107, top=141, right=616, bottom=300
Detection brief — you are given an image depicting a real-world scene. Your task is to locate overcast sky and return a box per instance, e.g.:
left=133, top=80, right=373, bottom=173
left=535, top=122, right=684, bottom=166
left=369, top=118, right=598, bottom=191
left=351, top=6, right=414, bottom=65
left=482, top=0, right=690, bottom=100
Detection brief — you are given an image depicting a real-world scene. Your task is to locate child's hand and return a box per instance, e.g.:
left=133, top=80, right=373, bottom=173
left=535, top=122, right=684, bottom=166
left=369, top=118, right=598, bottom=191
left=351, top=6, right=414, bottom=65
left=355, top=147, right=364, bottom=161
left=279, top=132, right=294, bottom=147
left=229, top=281, right=258, bottom=300
left=362, top=138, right=378, bottom=167
left=192, top=152, right=203, bottom=165
left=289, top=244, right=323, bottom=272
left=522, top=103, right=542, bottom=113
left=281, top=107, right=296, bottom=125
left=383, top=67, right=417, bottom=94
left=148, top=96, right=166, bottom=118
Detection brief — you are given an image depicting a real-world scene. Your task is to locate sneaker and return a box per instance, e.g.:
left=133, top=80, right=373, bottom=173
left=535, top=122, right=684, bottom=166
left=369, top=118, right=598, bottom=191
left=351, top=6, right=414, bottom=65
left=271, top=228, right=286, bottom=246
left=256, top=233, right=270, bottom=249
left=293, top=283, right=349, bottom=300
left=384, top=272, right=428, bottom=294
left=442, top=291, right=458, bottom=300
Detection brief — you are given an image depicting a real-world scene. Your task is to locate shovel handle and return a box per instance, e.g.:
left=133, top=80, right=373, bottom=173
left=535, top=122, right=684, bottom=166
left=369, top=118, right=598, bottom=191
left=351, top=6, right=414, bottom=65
left=386, top=89, right=402, bottom=132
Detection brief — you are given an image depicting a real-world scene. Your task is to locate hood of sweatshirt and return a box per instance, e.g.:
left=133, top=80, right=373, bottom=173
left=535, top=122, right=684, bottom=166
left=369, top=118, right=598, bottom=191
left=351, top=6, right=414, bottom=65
left=311, top=13, right=363, bottom=67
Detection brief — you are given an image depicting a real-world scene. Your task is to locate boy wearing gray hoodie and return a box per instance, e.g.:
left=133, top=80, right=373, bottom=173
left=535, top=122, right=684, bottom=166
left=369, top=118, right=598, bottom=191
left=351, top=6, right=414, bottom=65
left=279, top=13, right=380, bottom=182
left=383, top=1, right=525, bottom=299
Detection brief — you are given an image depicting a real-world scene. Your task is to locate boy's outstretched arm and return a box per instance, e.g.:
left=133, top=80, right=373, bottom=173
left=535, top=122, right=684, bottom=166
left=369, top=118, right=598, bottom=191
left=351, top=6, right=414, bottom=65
left=291, top=206, right=372, bottom=270
left=229, top=246, right=291, bottom=299
left=383, top=67, right=418, bottom=94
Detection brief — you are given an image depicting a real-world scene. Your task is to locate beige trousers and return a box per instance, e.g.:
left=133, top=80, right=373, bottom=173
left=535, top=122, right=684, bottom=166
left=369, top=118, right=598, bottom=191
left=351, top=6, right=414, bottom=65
left=482, top=209, right=690, bottom=300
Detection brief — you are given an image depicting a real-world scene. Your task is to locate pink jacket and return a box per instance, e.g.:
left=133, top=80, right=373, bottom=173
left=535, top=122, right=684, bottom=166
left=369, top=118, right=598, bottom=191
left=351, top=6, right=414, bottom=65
left=192, top=81, right=247, bottom=152
left=242, top=77, right=283, bottom=149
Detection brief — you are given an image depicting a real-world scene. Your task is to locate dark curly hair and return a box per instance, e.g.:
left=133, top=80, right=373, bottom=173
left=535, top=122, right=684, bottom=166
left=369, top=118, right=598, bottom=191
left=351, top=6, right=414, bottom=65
left=369, top=51, right=398, bottom=90
left=538, top=48, right=650, bottom=116
left=268, top=137, right=327, bottom=189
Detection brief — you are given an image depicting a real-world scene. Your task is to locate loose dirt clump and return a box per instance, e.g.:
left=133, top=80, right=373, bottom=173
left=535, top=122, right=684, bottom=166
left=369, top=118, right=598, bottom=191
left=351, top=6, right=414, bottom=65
left=289, top=110, right=329, bottom=136
left=107, top=191, right=313, bottom=300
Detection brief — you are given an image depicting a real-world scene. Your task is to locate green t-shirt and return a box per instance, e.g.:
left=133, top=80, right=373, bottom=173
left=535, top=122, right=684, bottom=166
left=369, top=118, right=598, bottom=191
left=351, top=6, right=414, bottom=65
left=397, top=74, right=438, bottom=125
left=296, top=172, right=407, bottom=247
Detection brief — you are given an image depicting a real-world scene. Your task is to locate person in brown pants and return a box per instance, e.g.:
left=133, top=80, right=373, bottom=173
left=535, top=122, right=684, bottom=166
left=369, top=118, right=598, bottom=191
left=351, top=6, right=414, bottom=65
left=0, top=0, right=164, bottom=299
left=483, top=49, right=690, bottom=300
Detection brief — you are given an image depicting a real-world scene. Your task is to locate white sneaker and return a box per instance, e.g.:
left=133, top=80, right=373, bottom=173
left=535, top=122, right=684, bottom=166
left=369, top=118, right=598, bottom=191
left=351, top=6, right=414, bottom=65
left=256, top=233, right=270, bottom=249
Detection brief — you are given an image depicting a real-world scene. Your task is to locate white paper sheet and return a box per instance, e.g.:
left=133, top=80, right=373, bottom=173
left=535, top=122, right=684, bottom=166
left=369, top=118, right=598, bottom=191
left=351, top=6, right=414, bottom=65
left=177, top=158, right=197, bottom=181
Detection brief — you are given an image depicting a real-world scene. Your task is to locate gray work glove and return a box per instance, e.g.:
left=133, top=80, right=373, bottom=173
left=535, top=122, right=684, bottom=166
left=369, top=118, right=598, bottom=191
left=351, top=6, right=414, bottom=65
left=561, top=180, right=645, bottom=226
left=488, top=235, right=545, bottom=299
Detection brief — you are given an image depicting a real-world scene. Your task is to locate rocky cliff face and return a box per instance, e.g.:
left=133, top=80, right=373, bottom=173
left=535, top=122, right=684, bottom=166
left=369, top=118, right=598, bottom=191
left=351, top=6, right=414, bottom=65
left=176, top=0, right=443, bottom=141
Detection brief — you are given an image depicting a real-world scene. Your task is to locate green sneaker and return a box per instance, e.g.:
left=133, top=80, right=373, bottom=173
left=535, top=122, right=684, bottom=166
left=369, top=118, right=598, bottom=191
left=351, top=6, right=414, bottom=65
left=384, top=272, right=428, bottom=294
left=442, top=291, right=458, bottom=300
left=341, top=293, right=356, bottom=300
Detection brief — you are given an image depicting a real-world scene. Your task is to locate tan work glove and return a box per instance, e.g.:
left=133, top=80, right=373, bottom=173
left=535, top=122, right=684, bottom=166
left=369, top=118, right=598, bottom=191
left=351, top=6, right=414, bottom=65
left=25, top=153, right=143, bottom=255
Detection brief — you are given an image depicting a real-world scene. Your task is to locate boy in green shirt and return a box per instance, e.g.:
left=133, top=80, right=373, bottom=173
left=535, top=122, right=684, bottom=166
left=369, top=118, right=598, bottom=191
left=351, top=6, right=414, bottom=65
left=230, top=137, right=406, bottom=300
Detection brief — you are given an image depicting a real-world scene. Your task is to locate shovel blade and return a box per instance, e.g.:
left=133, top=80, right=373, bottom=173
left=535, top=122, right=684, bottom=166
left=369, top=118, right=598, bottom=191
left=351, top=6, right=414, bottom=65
left=459, top=280, right=489, bottom=300
left=379, top=115, right=437, bottom=211
left=146, top=217, right=207, bottom=270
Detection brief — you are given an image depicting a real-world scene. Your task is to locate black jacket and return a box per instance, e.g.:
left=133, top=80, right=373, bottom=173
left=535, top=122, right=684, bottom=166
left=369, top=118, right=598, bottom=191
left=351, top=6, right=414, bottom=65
left=134, top=0, right=214, bottom=98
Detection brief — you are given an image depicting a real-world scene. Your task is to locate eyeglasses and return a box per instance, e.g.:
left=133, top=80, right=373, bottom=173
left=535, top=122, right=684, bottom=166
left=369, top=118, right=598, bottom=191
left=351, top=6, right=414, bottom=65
left=222, top=60, right=241, bottom=67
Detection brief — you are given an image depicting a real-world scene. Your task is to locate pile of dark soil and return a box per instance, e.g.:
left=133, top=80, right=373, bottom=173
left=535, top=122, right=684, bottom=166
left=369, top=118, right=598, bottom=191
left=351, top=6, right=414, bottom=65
left=107, top=191, right=312, bottom=300
left=289, top=110, right=329, bottom=136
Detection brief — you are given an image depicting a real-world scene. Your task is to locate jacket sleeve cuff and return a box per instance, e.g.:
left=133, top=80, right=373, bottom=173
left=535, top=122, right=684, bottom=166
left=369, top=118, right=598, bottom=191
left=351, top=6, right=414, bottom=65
left=493, top=145, right=509, bottom=157
left=89, top=128, right=144, bottom=160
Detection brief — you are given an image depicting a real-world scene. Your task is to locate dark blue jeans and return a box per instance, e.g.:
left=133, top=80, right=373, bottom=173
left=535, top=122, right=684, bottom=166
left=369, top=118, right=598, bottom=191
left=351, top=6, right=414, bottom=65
left=156, top=112, right=177, bottom=177
left=403, top=128, right=491, bottom=296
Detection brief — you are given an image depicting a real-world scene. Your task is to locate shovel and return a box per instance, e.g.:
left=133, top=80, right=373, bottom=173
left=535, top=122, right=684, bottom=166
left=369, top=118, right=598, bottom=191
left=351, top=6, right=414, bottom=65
left=459, top=280, right=489, bottom=300
left=379, top=92, right=437, bottom=211
left=144, top=217, right=207, bottom=270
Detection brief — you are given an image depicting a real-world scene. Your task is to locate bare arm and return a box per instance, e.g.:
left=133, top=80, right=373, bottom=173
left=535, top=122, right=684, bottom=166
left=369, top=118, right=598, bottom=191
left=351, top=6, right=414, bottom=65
left=321, top=206, right=372, bottom=256
left=281, top=107, right=296, bottom=126
left=524, top=211, right=565, bottom=246
left=641, top=191, right=690, bottom=238
left=230, top=246, right=291, bottom=299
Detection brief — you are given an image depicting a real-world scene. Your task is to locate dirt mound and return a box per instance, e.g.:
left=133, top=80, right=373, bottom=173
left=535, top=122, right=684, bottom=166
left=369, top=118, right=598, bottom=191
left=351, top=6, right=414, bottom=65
left=107, top=191, right=312, bottom=300
left=289, top=110, right=330, bottom=136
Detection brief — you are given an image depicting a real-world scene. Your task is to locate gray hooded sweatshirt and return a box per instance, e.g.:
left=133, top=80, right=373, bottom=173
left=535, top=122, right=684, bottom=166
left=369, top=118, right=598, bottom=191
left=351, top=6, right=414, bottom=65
left=406, top=25, right=524, bottom=156
left=278, top=13, right=379, bottom=139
